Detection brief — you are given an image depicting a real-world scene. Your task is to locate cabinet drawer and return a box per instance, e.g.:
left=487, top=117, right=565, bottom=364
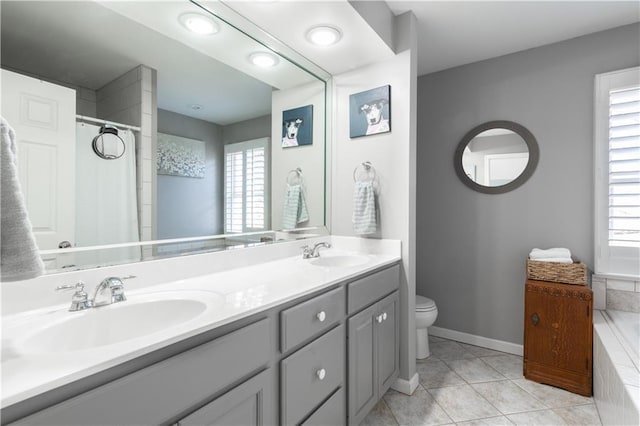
left=280, top=286, right=345, bottom=352
left=348, top=264, right=399, bottom=314
left=302, top=387, right=345, bottom=426
left=177, top=368, right=276, bottom=426
left=281, top=325, right=345, bottom=426
left=13, top=318, right=272, bottom=425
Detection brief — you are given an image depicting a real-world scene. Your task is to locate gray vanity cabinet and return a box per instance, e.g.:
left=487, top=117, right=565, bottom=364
left=280, top=325, right=345, bottom=425
left=6, top=262, right=401, bottom=426
left=176, top=368, right=275, bottom=426
left=347, top=291, right=399, bottom=426
left=9, top=318, right=274, bottom=426
left=301, top=388, right=345, bottom=426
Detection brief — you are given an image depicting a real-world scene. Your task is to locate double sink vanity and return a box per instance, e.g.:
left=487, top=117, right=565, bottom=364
left=1, top=237, right=401, bottom=425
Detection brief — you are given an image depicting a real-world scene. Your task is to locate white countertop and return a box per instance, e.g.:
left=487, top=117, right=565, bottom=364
left=1, top=236, right=400, bottom=408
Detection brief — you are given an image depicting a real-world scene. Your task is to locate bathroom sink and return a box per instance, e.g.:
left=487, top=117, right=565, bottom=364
left=18, top=291, right=223, bottom=354
left=310, top=254, right=369, bottom=268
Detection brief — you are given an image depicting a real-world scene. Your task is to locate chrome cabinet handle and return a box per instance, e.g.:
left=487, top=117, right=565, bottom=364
left=317, top=311, right=326, bottom=322
left=316, top=368, right=326, bottom=380
left=531, top=313, right=539, bottom=326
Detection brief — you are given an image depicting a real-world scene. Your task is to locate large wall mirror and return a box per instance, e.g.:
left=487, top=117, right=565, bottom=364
left=1, top=0, right=329, bottom=273
left=454, top=121, right=539, bottom=194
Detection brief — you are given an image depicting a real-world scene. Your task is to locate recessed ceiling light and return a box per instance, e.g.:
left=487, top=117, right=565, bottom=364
left=189, top=104, right=203, bottom=111
left=179, top=13, right=219, bottom=35
left=249, top=52, right=279, bottom=68
left=306, top=25, right=342, bottom=46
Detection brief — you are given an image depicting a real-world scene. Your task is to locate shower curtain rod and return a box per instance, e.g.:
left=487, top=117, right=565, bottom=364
left=75, top=114, right=141, bottom=132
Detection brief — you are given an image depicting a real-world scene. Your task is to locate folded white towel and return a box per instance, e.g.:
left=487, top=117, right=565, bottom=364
left=353, top=181, right=377, bottom=235
left=529, top=247, right=572, bottom=260
left=1, top=116, right=45, bottom=281
left=282, top=184, right=309, bottom=230
left=529, top=257, right=574, bottom=264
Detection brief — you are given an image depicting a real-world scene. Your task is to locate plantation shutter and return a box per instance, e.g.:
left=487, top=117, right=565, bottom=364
left=245, top=147, right=266, bottom=230
left=595, top=67, right=640, bottom=276
left=608, top=86, right=640, bottom=248
left=224, top=138, right=269, bottom=234
left=225, top=150, right=244, bottom=233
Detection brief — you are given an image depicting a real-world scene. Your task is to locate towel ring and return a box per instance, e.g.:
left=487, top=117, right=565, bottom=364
left=353, top=161, right=376, bottom=182
left=287, top=167, right=303, bottom=185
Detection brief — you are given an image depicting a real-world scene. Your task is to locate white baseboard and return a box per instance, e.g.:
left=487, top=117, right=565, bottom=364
left=429, top=326, right=523, bottom=356
left=391, top=372, right=419, bottom=395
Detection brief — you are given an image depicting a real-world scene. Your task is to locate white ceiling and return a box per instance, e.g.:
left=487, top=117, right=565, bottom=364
left=0, top=1, right=317, bottom=125
left=388, top=0, right=640, bottom=75
left=223, top=0, right=397, bottom=75
left=226, top=0, right=639, bottom=77
left=2, top=0, right=637, bottom=125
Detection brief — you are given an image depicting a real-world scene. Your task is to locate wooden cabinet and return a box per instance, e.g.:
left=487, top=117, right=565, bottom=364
left=348, top=291, right=399, bottom=425
left=523, top=280, right=593, bottom=396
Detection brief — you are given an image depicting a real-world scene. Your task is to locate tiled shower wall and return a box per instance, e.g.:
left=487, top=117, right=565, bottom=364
left=592, top=275, right=640, bottom=312
left=96, top=65, right=157, bottom=259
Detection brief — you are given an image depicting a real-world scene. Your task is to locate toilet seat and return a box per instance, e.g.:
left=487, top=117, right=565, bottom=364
left=416, top=295, right=436, bottom=312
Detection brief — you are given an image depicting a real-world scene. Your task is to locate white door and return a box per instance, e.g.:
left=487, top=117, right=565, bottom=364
left=1, top=69, right=76, bottom=265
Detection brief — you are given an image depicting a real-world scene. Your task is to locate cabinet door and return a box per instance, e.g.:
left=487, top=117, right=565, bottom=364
left=377, top=291, right=400, bottom=396
left=524, top=282, right=591, bottom=374
left=177, top=369, right=275, bottom=426
left=11, top=319, right=271, bottom=426
left=347, top=303, right=378, bottom=425
left=302, top=387, right=345, bottom=426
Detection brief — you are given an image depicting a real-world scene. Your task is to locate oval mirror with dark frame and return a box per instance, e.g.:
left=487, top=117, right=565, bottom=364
left=454, top=120, right=539, bottom=194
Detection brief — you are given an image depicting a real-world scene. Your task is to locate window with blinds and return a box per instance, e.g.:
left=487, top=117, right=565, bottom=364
left=608, top=86, right=640, bottom=248
left=595, top=67, right=640, bottom=276
left=224, top=138, right=269, bottom=234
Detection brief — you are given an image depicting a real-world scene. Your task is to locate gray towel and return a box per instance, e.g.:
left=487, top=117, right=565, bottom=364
left=282, top=184, right=309, bottom=230
left=353, top=181, right=377, bottom=235
left=1, top=116, right=45, bottom=281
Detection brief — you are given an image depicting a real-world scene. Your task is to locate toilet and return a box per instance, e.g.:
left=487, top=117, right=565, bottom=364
left=415, top=295, right=438, bottom=359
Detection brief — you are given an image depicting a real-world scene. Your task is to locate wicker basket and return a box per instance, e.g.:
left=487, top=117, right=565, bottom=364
left=527, top=259, right=587, bottom=285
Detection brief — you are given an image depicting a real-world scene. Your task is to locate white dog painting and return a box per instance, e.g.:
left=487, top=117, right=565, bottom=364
left=282, top=118, right=303, bottom=147
left=349, top=85, right=391, bottom=138
left=282, top=105, right=313, bottom=148
left=360, top=99, right=389, bottom=135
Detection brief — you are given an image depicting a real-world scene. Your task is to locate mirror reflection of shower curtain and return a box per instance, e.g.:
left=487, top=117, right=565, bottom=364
left=75, top=122, right=141, bottom=267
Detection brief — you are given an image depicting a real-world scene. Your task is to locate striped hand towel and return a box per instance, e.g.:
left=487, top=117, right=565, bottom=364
left=353, top=181, right=377, bottom=235
left=282, top=184, right=309, bottom=230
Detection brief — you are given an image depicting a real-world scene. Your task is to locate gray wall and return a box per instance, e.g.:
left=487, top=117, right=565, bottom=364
left=416, top=23, right=640, bottom=345
left=222, top=114, right=271, bottom=145
left=157, top=109, right=224, bottom=239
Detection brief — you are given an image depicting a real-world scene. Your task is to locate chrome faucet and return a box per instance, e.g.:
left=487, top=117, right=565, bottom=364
left=55, top=277, right=128, bottom=312
left=92, top=277, right=127, bottom=307
left=302, top=242, right=332, bottom=259
left=55, top=281, right=93, bottom=312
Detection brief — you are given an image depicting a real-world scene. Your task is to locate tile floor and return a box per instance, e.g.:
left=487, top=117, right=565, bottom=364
left=361, top=336, right=602, bottom=426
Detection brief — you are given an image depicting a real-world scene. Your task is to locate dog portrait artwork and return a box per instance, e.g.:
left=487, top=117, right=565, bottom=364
left=360, top=100, right=389, bottom=135
left=282, top=105, right=313, bottom=148
left=349, top=85, right=391, bottom=138
left=282, top=118, right=303, bottom=147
